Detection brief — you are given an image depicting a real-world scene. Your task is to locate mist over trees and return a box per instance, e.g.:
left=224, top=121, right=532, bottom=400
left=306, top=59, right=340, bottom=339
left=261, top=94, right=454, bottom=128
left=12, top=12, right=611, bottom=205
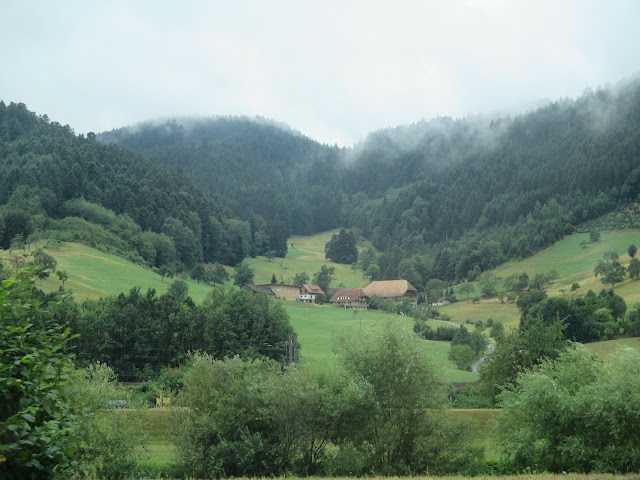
left=100, top=78, right=640, bottom=282
left=2, top=78, right=640, bottom=283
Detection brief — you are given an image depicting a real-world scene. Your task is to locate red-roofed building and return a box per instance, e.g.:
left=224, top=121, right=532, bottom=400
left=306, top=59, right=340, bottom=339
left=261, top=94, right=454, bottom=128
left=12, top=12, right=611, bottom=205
left=300, top=284, right=324, bottom=303
left=329, top=288, right=369, bottom=310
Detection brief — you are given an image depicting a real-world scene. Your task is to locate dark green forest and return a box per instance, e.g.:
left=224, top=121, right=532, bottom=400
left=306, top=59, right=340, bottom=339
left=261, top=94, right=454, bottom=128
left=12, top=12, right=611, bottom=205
left=2, top=78, right=640, bottom=283
left=100, top=78, right=640, bottom=283
left=0, top=102, right=288, bottom=272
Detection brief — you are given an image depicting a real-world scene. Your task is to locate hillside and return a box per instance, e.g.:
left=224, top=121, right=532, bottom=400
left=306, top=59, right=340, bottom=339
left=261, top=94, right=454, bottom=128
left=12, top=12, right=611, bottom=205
left=100, top=78, right=640, bottom=288
left=0, top=241, right=219, bottom=303
left=246, top=229, right=371, bottom=287
left=439, top=230, right=640, bottom=331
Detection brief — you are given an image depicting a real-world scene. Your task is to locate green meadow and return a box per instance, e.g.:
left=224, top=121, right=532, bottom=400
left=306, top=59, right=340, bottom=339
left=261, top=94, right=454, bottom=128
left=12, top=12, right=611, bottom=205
left=439, top=230, right=640, bottom=331
left=286, top=301, right=479, bottom=383
left=246, top=229, right=371, bottom=287
left=7, top=228, right=640, bottom=385
left=0, top=241, right=218, bottom=303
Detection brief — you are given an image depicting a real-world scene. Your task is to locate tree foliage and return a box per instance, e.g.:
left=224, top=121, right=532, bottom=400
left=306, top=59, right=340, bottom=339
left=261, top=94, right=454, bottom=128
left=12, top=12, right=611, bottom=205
left=498, top=346, right=640, bottom=473
left=324, top=229, right=358, bottom=264
left=0, top=268, right=77, bottom=478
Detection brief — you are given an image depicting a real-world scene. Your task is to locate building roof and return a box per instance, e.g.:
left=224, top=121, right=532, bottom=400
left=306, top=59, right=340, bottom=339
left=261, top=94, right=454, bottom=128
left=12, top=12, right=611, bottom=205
left=330, top=288, right=369, bottom=303
left=302, top=284, right=324, bottom=295
left=244, top=284, right=275, bottom=296
left=363, top=280, right=418, bottom=298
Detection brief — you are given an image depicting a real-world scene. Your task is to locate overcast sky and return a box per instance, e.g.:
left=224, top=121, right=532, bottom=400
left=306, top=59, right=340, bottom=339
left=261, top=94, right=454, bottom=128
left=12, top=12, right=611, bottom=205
left=1, top=1, right=639, bottom=146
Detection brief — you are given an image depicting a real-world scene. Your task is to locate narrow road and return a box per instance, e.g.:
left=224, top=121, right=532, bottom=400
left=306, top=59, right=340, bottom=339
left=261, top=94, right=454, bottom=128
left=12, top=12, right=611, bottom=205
left=429, top=319, right=494, bottom=374
left=471, top=341, right=494, bottom=374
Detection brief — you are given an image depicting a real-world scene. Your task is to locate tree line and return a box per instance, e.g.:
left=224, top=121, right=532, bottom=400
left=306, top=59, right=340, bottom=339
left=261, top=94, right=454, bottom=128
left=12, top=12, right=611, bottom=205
left=0, top=101, right=288, bottom=276
left=102, top=79, right=640, bottom=285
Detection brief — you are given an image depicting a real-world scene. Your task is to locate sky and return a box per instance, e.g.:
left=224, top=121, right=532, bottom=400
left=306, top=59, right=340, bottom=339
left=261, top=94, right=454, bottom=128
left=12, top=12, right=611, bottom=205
left=1, top=0, right=639, bottom=147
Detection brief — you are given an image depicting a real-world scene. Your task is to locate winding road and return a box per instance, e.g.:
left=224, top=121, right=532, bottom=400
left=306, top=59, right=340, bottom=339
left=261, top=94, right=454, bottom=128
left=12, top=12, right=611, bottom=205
left=429, top=318, right=494, bottom=374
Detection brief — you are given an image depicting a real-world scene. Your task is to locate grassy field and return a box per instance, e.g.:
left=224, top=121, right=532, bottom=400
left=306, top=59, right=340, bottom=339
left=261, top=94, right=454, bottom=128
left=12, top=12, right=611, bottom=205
left=0, top=241, right=220, bottom=303
left=246, top=229, right=371, bottom=287
left=287, top=301, right=479, bottom=383
left=131, top=406, right=502, bottom=469
left=490, top=230, right=640, bottom=305
left=437, top=230, right=640, bottom=331
left=439, top=299, right=522, bottom=331
left=585, top=337, right=640, bottom=357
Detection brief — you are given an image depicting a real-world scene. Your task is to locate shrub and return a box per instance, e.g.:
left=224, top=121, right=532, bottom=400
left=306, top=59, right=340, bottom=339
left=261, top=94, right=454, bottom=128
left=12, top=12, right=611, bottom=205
left=498, top=346, right=640, bottom=472
left=0, top=268, right=77, bottom=479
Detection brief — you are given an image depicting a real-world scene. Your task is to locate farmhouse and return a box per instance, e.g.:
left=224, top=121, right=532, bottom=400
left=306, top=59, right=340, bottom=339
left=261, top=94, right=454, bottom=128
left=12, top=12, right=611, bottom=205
left=260, top=284, right=304, bottom=301
left=329, top=288, right=369, bottom=310
left=430, top=296, right=450, bottom=307
left=363, top=279, right=418, bottom=306
left=300, top=284, right=324, bottom=303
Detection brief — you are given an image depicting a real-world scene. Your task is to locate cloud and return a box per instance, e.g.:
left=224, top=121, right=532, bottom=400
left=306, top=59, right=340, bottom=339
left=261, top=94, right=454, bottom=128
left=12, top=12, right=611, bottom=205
left=1, top=0, right=639, bottom=146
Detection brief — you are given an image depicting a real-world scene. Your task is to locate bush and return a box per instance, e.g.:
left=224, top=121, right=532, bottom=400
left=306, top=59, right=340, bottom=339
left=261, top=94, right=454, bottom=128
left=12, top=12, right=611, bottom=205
left=0, top=268, right=77, bottom=479
left=71, top=363, right=146, bottom=479
left=448, top=345, right=476, bottom=371
left=498, top=345, right=640, bottom=472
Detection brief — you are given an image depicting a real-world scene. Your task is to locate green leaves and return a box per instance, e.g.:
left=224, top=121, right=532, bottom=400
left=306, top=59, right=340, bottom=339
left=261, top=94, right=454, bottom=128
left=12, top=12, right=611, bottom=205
left=0, top=267, right=77, bottom=479
left=498, top=346, right=640, bottom=472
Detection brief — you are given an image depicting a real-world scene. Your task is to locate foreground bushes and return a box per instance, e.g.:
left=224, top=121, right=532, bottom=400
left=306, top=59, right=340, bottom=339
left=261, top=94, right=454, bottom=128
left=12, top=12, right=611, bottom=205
left=498, top=345, right=640, bottom=473
left=175, top=320, right=481, bottom=478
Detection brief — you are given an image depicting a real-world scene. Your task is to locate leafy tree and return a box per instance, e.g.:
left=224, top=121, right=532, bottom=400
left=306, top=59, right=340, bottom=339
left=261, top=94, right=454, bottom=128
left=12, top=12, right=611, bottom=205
left=190, top=263, right=206, bottom=284
left=570, top=282, right=580, bottom=291
left=358, top=247, right=376, bottom=272
left=324, top=229, right=358, bottom=264
left=448, top=345, right=476, bottom=371
left=204, top=263, right=229, bottom=285
left=312, top=265, right=335, bottom=292
left=156, top=264, right=176, bottom=282
left=629, top=257, right=640, bottom=280
left=478, top=272, right=501, bottom=297
left=56, top=269, right=69, bottom=288
left=490, top=321, right=505, bottom=343
left=457, top=282, right=474, bottom=300
left=177, top=355, right=285, bottom=478
left=233, top=261, right=255, bottom=286
left=0, top=268, right=77, bottom=478
left=292, top=271, right=309, bottom=285
left=31, top=248, right=57, bottom=285
left=71, top=363, right=146, bottom=478
left=480, top=316, right=567, bottom=403
left=365, top=263, right=380, bottom=282
left=595, top=259, right=627, bottom=291
left=233, top=262, right=255, bottom=287
left=265, top=250, right=276, bottom=262
left=425, top=278, right=446, bottom=303
left=627, top=303, right=640, bottom=336
left=589, top=230, right=601, bottom=243
left=516, top=289, right=548, bottom=317
left=498, top=346, right=640, bottom=473
left=334, top=319, right=479, bottom=474
left=629, top=244, right=638, bottom=258
left=504, top=272, right=529, bottom=291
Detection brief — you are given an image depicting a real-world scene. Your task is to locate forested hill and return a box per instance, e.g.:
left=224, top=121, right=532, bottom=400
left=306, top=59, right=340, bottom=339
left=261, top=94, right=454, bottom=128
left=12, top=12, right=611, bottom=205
left=100, top=78, right=640, bottom=284
left=0, top=102, right=278, bottom=270
left=99, top=117, right=345, bottom=235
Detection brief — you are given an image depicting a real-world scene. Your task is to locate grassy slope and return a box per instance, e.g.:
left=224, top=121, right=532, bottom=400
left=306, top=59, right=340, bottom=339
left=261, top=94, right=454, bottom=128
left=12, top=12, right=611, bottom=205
left=1, top=238, right=477, bottom=382
left=439, top=230, right=640, bottom=331
left=287, top=301, right=478, bottom=383
left=0, top=241, right=218, bottom=304
left=246, top=229, right=371, bottom=287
